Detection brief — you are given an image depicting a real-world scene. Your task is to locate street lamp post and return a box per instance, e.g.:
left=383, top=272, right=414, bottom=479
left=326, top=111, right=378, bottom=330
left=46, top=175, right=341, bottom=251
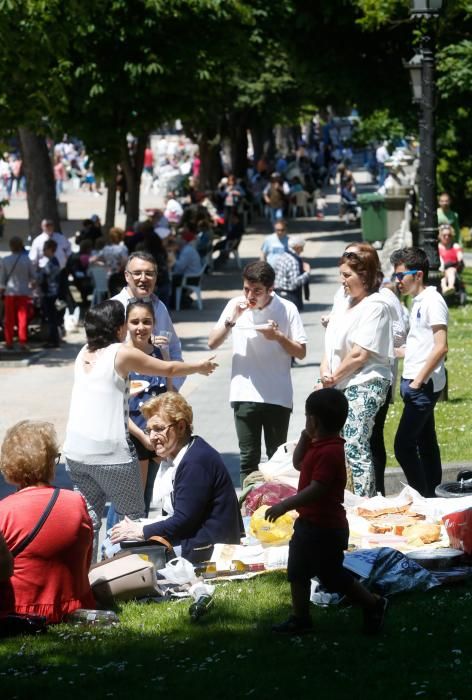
left=407, top=0, right=443, bottom=282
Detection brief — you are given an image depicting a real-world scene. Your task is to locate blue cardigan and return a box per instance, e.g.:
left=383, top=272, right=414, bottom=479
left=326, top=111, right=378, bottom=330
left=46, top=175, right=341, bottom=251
left=142, top=436, right=244, bottom=562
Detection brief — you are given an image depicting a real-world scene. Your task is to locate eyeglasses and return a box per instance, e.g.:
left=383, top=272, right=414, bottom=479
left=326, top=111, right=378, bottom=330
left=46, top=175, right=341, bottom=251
left=128, top=296, right=153, bottom=305
left=126, top=269, right=156, bottom=280
left=143, top=422, right=177, bottom=436
left=393, top=270, right=418, bottom=281
left=275, top=228, right=286, bottom=233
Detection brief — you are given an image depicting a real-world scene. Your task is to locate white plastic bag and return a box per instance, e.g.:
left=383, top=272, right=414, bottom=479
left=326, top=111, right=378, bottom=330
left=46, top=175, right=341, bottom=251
left=258, top=441, right=299, bottom=488
left=156, top=557, right=195, bottom=584
left=64, top=306, right=80, bottom=333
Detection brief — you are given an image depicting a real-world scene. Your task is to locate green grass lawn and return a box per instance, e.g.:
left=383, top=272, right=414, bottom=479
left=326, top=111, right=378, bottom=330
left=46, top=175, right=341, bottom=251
left=1, top=573, right=471, bottom=700
left=384, top=269, right=472, bottom=467
left=2, top=272, right=471, bottom=699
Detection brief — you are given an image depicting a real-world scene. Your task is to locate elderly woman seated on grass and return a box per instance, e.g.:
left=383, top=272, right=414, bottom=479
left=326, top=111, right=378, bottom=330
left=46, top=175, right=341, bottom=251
left=0, top=533, right=13, bottom=582
left=111, top=392, right=244, bottom=564
left=0, top=420, right=96, bottom=623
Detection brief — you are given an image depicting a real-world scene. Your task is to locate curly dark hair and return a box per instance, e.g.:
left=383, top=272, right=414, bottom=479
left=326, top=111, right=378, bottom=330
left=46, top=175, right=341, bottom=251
left=84, top=300, right=125, bottom=351
left=243, top=260, right=275, bottom=288
left=305, top=389, right=348, bottom=434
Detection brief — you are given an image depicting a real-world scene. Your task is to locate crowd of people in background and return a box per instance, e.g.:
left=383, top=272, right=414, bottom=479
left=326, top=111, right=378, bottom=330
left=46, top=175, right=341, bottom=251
left=0, top=125, right=464, bottom=634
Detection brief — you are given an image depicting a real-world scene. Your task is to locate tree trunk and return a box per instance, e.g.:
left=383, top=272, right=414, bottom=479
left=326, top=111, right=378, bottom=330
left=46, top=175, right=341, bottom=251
left=121, top=135, right=146, bottom=229
left=198, top=133, right=222, bottom=191
left=250, top=121, right=275, bottom=163
left=104, top=164, right=117, bottom=231
left=229, top=112, right=248, bottom=179
left=18, top=127, right=59, bottom=236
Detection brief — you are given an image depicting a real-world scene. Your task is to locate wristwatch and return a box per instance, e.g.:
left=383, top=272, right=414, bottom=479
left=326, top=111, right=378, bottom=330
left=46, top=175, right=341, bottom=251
left=224, top=318, right=236, bottom=329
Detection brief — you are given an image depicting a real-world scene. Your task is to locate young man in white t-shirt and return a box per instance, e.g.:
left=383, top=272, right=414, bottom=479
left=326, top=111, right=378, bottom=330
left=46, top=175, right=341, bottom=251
left=391, top=247, right=448, bottom=497
left=208, top=261, right=307, bottom=485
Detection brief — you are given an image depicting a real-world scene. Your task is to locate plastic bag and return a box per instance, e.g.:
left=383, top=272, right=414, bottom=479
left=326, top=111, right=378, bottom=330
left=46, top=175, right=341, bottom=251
left=64, top=306, right=80, bottom=333
left=258, top=441, right=299, bottom=488
left=245, top=482, right=297, bottom=516
left=156, top=557, right=195, bottom=584
left=249, top=505, right=294, bottom=545
left=344, top=547, right=441, bottom=596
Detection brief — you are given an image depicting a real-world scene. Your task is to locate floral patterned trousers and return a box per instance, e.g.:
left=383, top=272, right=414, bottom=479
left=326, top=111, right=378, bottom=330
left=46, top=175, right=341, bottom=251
left=343, top=378, right=390, bottom=497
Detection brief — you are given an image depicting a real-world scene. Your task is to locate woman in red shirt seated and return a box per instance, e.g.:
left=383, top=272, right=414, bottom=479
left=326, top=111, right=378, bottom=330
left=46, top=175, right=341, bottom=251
left=438, top=223, right=464, bottom=296
left=0, top=420, right=95, bottom=623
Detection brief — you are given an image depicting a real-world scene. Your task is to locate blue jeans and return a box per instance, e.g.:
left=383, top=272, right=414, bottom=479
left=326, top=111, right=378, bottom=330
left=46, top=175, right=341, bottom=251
left=394, top=378, right=442, bottom=497
left=269, top=207, right=284, bottom=224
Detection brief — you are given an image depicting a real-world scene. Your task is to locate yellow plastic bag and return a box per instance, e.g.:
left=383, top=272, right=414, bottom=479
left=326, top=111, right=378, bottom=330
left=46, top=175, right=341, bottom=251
left=249, top=505, right=294, bottom=545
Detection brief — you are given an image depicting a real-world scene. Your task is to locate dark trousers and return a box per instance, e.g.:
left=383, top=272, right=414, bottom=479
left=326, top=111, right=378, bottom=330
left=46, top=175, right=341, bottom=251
left=370, top=385, right=392, bottom=496
left=232, top=401, right=291, bottom=485
left=394, top=378, right=442, bottom=498
left=42, top=296, right=60, bottom=345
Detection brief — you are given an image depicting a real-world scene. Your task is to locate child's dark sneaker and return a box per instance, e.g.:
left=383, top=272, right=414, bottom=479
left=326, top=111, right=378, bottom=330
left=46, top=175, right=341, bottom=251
left=363, top=596, right=388, bottom=634
left=271, top=615, right=314, bottom=635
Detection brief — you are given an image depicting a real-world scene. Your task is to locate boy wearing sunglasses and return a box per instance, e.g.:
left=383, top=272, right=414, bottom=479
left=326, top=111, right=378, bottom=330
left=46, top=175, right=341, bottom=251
left=390, top=247, right=448, bottom=498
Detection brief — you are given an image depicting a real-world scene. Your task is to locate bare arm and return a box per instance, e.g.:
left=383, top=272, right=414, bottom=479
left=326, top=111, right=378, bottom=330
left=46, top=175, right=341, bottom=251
left=208, top=301, right=246, bottom=350
left=116, top=345, right=217, bottom=379
left=292, top=430, right=312, bottom=471
left=128, top=418, right=154, bottom=451
left=410, top=325, right=448, bottom=389
left=322, top=343, right=370, bottom=388
left=257, top=324, right=307, bottom=360
left=265, top=480, right=329, bottom=522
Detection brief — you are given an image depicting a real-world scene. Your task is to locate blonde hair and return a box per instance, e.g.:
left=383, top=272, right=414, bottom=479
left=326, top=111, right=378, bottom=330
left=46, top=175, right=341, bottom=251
left=0, top=420, right=59, bottom=487
left=142, top=393, right=193, bottom=434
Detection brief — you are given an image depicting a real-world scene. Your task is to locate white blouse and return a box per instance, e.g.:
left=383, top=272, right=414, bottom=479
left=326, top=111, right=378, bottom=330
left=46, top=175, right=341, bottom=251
left=63, top=343, right=131, bottom=464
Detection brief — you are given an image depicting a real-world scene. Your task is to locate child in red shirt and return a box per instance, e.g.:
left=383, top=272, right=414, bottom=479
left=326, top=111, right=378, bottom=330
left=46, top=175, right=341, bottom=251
left=265, top=388, right=388, bottom=635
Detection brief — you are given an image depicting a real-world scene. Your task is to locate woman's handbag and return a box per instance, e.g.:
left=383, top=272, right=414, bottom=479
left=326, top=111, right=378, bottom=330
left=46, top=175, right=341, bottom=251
left=89, top=535, right=175, bottom=604
left=118, top=534, right=175, bottom=570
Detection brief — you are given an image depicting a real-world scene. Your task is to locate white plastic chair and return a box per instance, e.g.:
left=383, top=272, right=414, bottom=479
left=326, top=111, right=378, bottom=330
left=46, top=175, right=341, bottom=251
left=228, top=238, right=242, bottom=269
left=175, top=265, right=207, bottom=311
left=89, top=265, right=109, bottom=306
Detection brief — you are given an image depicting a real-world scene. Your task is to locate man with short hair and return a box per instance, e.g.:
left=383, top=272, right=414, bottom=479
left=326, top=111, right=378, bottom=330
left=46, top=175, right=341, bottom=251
left=260, top=219, right=289, bottom=268
left=274, top=235, right=311, bottom=311
left=112, top=251, right=184, bottom=389
left=208, top=261, right=307, bottom=484
left=28, top=219, right=71, bottom=271
left=437, top=192, right=461, bottom=243
left=391, top=246, right=448, bottom=498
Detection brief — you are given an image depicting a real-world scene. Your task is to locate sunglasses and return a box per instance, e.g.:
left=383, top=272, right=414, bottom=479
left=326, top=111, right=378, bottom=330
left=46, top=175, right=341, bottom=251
left=342, top=251, right=361, bottom=260
left=128, top=296, right=153, bottom=305
left=393, top=270, right=418, bottom=281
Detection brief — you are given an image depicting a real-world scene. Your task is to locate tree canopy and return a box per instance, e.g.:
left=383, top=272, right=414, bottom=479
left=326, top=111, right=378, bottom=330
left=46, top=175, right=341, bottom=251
left=1, top=0, right=471, bottom=223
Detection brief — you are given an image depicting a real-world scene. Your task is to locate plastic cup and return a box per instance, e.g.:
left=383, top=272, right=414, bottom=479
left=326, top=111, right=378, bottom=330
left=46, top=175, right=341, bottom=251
left=157, top=330, right=172, bottom=343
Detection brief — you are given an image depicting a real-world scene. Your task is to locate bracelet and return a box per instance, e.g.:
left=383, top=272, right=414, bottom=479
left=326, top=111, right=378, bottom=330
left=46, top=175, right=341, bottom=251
left=224, top=318, right=236, bottom=329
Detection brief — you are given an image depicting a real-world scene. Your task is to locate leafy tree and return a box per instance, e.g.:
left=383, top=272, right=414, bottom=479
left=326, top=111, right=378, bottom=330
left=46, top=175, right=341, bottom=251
left=0, top=0, right=79, bottom=233
left=352, top=109, right=407, bottom=147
